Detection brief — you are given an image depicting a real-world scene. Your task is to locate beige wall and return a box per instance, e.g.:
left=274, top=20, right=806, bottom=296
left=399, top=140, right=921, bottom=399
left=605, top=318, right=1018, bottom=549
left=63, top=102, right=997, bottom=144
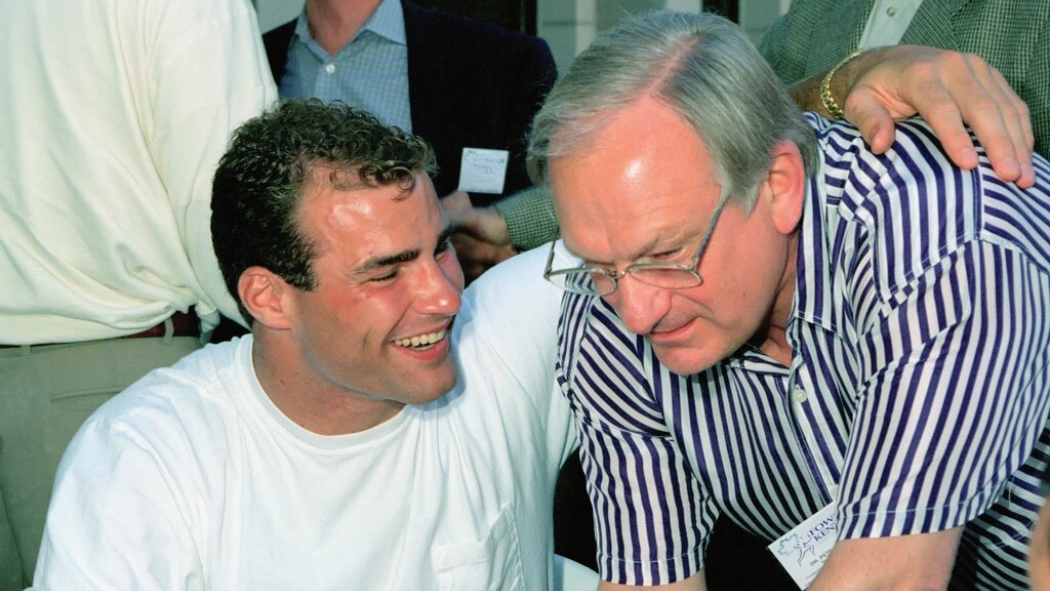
left=537, top=0, right=788, bottom=74
left=255, top=0, right=302, bottom=33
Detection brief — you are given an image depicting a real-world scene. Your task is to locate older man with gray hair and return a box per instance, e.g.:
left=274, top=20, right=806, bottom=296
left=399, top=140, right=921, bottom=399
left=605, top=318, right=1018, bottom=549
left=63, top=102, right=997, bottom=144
left=530, top=11, right=1050, bottom=591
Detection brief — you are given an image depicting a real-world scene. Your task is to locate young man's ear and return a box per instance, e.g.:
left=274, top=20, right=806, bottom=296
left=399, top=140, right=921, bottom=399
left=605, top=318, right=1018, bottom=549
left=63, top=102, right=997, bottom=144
left=237, top=267, right=294, bottom=330
left=762, top=139, right=807, bottom=235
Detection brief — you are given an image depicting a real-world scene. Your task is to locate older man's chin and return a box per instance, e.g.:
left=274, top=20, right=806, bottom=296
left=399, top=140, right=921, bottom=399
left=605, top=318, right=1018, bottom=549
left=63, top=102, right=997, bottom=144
left=650, top=338, right=734, bottom=377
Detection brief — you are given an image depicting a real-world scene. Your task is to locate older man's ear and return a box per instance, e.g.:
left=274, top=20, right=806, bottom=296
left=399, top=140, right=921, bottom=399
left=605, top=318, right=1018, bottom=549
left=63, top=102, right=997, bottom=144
left=762, top=139, right=807, bottom=236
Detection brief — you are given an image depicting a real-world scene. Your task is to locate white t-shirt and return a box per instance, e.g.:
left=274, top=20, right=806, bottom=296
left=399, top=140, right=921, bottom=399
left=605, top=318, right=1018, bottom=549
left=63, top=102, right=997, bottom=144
left=31, top=247, right=577, bottom=591
left=0, top=0, right=276, bottom=343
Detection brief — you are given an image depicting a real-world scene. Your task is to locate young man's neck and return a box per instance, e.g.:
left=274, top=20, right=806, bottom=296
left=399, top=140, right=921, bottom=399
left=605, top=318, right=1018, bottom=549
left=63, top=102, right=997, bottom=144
left=304, top=0, right=384, bottom=56
left=251, top=332, right=404, bottom=436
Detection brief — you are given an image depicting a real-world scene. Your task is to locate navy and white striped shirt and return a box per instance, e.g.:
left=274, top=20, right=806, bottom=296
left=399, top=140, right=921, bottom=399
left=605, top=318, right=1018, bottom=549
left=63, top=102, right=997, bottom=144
left=557, top=114, right=1050, bottom=590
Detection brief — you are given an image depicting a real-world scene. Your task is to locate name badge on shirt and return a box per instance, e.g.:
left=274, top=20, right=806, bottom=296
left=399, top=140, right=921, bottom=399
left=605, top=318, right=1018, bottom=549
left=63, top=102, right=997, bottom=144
left=458, top=148, right=509, bottom=194
left=768, top=502, right=837, bottom=589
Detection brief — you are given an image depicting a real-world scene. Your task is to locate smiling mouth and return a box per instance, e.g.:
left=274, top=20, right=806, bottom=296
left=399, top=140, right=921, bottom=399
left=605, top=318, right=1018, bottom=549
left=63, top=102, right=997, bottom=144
left=392, top=329, right=447, bottom=350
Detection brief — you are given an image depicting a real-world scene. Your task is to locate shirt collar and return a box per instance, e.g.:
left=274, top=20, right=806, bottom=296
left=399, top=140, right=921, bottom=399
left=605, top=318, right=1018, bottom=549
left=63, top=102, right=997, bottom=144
left=365, top=0, right=407, bottom=45
left=294, top=0, right=406, bottom=50
left=730, top=116, right=841, bottom=369
left=791, top=146, right=838, bottom=336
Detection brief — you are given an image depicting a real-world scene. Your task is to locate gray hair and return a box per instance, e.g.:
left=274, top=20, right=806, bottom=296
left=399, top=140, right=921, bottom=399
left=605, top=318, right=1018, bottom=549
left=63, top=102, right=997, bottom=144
left=527, top=10, right=819, bottom=209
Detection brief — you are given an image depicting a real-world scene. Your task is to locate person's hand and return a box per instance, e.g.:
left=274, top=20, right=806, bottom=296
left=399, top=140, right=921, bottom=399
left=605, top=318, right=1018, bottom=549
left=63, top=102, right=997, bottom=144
left=440, top=191, right=516, bottom=283
left=834, top=45, right=1035, bottom=188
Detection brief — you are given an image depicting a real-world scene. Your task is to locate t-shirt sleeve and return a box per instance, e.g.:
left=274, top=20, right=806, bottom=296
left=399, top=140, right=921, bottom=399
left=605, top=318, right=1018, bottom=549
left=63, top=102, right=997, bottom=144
left=458, top=245, right=578, bottom=471
left=31, top=417, right=204, bottom=590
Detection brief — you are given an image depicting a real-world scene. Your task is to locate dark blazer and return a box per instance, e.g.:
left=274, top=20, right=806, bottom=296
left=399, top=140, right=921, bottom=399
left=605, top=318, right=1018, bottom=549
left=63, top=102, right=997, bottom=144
left=263, top=0, right=557, bottom=205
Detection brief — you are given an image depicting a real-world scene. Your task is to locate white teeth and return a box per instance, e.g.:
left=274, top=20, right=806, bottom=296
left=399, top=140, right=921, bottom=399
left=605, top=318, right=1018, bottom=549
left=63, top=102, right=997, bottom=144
left=394, top=330, right=446, bottom=349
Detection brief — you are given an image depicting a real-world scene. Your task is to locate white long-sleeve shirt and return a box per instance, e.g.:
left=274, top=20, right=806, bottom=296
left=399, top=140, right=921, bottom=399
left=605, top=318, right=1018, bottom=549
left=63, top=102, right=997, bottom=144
left=0, top=0, right=276, bottom=343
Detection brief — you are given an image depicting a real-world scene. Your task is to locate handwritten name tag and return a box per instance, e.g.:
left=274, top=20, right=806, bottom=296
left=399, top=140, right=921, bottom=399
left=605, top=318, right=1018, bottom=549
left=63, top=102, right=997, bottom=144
left=768, top=502, right=837, bottom=589
left=458, top=148, right=509, bottom=194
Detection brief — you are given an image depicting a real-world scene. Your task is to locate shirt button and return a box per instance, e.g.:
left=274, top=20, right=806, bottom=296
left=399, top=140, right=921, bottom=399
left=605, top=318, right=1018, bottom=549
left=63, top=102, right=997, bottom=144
left=886, top=6, right=898, bottom=17
left=324, top=63, right=336, bottom=74
left=792, top=388, right=809, bottom=403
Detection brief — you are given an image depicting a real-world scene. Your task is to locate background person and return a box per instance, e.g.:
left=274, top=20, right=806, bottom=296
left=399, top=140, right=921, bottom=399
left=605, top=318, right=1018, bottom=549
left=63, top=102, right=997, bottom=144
left=263, top=0, right=557, bottom=281
left=0, top=0, right=275, bottom=587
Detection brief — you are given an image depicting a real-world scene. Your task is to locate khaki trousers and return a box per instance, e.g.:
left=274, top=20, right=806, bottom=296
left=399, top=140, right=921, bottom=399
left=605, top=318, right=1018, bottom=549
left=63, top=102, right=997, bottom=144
left=0, top=336, right=199, bottom=589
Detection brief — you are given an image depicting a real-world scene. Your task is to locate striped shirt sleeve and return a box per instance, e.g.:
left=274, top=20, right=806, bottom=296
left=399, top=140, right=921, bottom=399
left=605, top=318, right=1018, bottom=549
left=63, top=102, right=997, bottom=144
left=828, top=119, right=1050, bottom=540
left=558, top=295, right=712, bottom=585
left=839, top=239, right=1050, bottom=538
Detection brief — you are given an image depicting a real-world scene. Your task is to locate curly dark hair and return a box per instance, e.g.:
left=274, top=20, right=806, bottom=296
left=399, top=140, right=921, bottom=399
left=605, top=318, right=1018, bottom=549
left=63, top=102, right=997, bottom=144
left=211, top=99, right=436, bottom=324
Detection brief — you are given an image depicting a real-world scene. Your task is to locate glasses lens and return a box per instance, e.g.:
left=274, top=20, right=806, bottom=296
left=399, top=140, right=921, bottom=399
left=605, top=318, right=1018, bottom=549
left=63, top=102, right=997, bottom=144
left=631, top=266, right=702, bottom=289
left=546, top=269, right=611, bottom=295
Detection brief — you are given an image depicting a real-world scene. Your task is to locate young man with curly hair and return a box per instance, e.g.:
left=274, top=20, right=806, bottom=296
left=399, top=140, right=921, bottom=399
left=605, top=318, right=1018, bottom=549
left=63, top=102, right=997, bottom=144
left=29, top=101, right=577, bottom=591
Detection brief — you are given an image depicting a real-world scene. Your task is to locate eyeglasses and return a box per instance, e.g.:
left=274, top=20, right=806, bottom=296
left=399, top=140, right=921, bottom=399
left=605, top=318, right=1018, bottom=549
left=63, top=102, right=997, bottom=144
left=544, top=194, right=730, bottom=296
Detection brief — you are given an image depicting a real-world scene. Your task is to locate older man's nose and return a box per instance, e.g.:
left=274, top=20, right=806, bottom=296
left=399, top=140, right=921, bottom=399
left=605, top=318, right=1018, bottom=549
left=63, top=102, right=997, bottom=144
left=604, top=274, right=671, bottom=336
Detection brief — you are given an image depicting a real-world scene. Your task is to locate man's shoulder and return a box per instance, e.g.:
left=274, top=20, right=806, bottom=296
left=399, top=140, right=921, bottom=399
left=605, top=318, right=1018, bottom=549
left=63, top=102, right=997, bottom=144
left=809, top=114, right=981, bottom=223
left=810, top=114, right=1050, bottom=239
left=85, top=338, right=248, bottom=443
left=808, top=114, right=1050, bottom=300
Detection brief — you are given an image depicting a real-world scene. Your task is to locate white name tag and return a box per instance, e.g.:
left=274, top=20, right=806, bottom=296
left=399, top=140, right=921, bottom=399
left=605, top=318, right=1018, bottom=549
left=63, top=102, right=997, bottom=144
left=768, top=502, right=837, bottom=589
left=458, top=148, right=509, bottom=194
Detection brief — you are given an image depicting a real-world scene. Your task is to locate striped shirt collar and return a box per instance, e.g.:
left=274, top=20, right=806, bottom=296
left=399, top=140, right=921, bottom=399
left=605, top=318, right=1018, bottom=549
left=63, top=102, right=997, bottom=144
left=791, top=170, right=840, bottom=337
left=729, top=135, right=843, bottom=370
left=294, top=0, right=406, bottom=53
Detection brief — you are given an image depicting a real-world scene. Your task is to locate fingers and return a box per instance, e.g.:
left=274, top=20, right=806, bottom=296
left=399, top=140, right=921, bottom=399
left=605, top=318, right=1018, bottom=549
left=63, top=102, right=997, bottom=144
left=440, top=199, right=515, bottom=282
left=444, top=206, right=512, bottom=246
left=935, top=52, right=1021, bottom=179
left=960, top=61, right=1035, bottom=187
left=439, top=190, right=472, bottom=214
left=899, top=67, right=981, bottom=170
left=843, top=46, right=1035, bottom=188
left=843, top=92, right=898, bottom=154
left=450, top=233, right=515, bottom=283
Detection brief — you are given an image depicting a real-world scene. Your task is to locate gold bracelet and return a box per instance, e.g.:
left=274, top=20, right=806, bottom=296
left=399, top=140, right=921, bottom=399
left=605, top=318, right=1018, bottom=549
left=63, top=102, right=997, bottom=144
left=820, top=50, right=862, bottom=121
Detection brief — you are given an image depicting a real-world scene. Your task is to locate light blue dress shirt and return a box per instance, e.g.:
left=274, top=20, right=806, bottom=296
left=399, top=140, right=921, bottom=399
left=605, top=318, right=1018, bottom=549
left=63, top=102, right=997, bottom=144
left=279, top=0, right=412, bottom=133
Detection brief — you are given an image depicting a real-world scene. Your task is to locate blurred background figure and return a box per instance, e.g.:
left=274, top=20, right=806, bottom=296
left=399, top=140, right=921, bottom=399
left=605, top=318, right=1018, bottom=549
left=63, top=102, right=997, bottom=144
left=263, top=0, right=558, bottom=281
left=0, top=0, right=275, bottom=587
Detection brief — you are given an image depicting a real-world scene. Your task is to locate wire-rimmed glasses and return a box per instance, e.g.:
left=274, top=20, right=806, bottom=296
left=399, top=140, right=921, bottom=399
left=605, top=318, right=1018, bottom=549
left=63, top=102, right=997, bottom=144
left=543, top=194, right=730, bottom=296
